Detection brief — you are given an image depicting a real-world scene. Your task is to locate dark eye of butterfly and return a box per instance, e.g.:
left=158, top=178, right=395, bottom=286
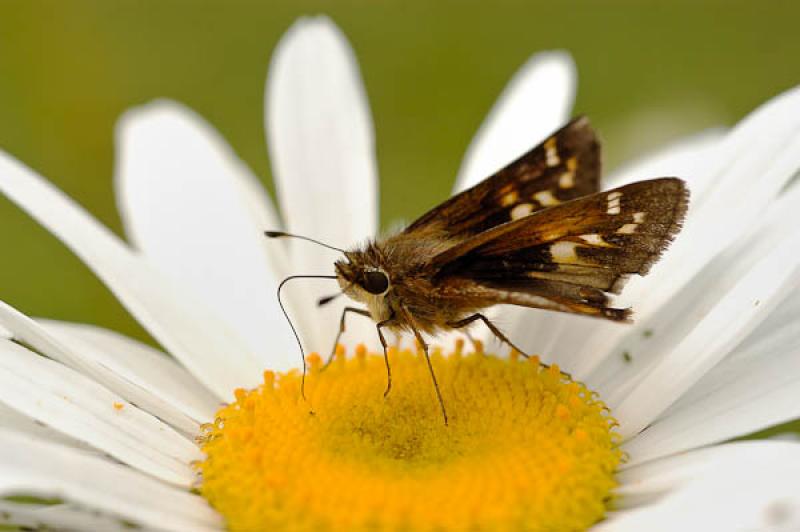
left=362, top=270, right=389, bottom=294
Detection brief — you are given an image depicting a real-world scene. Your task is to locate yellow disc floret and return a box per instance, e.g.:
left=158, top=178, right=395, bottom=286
left=198, top=344, right=622, bottom=531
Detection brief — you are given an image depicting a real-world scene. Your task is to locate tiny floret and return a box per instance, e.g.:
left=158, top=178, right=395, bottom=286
left=198, top=345, right=621, bottom=531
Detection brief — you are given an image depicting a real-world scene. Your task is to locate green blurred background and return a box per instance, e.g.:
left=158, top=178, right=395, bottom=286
left=0, top=0, right=797, bottom=359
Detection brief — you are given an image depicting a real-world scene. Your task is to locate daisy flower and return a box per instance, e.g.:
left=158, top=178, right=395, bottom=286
left=0, top=15, right=800, bottom=531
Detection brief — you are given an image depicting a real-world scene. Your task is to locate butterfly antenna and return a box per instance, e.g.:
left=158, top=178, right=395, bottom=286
left=276, top=274, right=338, bottom=402
left=317, top=292, right=342, bottom=306
left=265, top=231, right=346, bottom=254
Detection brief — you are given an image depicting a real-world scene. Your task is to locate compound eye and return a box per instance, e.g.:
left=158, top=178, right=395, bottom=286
left=362, top=271, right=389, bottom=295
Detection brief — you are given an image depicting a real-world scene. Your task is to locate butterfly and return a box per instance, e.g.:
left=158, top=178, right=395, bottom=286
left=268, top=116, right=689, bottom=424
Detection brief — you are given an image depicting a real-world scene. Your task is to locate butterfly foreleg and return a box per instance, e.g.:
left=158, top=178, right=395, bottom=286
left=324, top=307, right=371, bottom=369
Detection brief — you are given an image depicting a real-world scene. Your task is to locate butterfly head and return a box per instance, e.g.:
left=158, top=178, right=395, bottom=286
left=333, top=251, right=393, bottom=322
left=335, top=255, right=390, bottom=297
left=263, top=231, right=393, bottom=318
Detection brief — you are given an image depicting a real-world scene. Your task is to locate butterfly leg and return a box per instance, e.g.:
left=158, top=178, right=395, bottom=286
left=447, top=314, right=572, bottom=379
left=375, top=317, right=395, bottom=398
left=447, top=313, right=527, bottom=356
left=408, top=324, right=449, bottom=426
left=324, top=307, right=371, bottom=369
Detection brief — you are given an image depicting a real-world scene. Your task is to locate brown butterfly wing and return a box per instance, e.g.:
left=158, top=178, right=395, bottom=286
left=431, top=178, right=689, bottom=321
left=404, top=116, right=601, bottom=240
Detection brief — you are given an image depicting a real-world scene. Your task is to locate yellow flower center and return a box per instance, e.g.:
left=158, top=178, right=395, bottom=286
left=197, top=343, right=622, bottom=531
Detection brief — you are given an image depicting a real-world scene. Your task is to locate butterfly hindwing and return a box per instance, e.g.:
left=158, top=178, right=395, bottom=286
left=404, top=116, right=601, bottom=240
left=432, top=178, right=689, bottom=320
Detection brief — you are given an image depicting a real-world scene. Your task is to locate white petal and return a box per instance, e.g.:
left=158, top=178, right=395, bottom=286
left=606, top=128, right=725, bottom=194
left=613, top=222, right=800, bottom=437
left=266, top=16, right=379, bottom=352
left=622, top=321, right=800, bottom=466
left=663, top=287, right=800, bottom=413
left=115, top=101, right=296, bottom=370
left=564, top=88, right=800, bottom=380
left=455, top=51, right=576, bottom=192
left=0, top=338, right=201, bottom=486
left=267, top=16, right=377, bottom=248
left=38, top=319, right=219, bottom=426
left=599, top=176, right=800, bottom=389
left=617, top=441, right=799, bottom=505
left=591, top=180, right=800, bottom=400
left=0, top=402, right=93, bottom=452
left=506, top=307, right=612, bottom=369
left=0, top=501, right=138, bottom=532
left=0, top=300, right=206, bottom=433
left=595, top=442, right=800, bottom=531
left=0, top=429, right=221, bottom=532
left=639, top=86, right=800, bottom=313
left=744, top=282, right=800, bottom=340
left=0, top=151, right=263, bottom=399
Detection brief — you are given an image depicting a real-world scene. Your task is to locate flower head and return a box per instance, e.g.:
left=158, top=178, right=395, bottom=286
left=200, top=347, right=621, bottom=531
left=0, top=14, right=799, bottom=532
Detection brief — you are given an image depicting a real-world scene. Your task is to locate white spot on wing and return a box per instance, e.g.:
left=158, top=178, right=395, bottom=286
left=560, top=157, right=578, bottom=188
left=544, top=138, right=560, bottom=167
left=633, top=212, right=646, bottom=223
left=534, top=190, right=559, bottom=206
left=580, top=234, right=614, bottom=247
left=559, top=171, right=575, bottom=189
left=551, top=241, right=580, bottom=263
left=616, top=223, right=638, bottom=234
left=607, top=192, right=622, bottom=215
left=510, top=203, right=534, bottom=219
left=500, top=190, right=519, bottom=206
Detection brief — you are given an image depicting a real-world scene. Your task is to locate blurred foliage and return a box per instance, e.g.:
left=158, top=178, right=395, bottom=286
left=0, top=0, right=797, bottom=411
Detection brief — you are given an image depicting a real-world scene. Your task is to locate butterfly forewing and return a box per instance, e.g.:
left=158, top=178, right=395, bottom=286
left=431, top=178, right=689, bottom=320
left=405, top=116, right=601, bottom=240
